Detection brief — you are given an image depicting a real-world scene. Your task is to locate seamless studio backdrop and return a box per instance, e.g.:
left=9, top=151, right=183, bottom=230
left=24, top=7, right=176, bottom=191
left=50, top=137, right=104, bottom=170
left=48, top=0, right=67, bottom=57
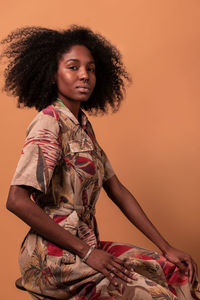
left=0, top=1, right=200, bottom=299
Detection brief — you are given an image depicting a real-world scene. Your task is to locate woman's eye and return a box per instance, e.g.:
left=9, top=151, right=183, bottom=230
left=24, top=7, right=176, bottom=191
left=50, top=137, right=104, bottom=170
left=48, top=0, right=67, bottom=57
left=69, top=66, right=78, bottom=70
left=88, top=67, right=95, bottom=72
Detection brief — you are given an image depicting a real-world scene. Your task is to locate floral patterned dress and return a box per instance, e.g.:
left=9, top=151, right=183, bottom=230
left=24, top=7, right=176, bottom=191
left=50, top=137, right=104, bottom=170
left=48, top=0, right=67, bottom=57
left=11, top=99, right=200, bottom=300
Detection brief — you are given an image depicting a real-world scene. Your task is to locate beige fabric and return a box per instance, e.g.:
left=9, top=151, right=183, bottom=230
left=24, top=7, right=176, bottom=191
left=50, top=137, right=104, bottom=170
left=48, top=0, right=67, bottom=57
left=11, top=99, right=199, bottom=299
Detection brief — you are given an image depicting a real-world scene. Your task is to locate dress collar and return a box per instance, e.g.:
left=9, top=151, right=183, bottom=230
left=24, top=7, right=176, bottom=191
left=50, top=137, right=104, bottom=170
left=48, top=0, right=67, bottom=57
left=54, top=98, right=88, bottom=128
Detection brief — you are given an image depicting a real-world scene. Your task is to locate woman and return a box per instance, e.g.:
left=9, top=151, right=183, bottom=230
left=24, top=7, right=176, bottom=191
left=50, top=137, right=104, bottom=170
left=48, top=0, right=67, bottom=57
left=3, top=25, right=199, bottom=300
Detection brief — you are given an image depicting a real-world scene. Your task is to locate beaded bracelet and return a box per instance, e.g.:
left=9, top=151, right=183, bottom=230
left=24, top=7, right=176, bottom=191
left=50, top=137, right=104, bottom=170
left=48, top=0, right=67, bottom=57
left=82, top=245, right=96, bottom=263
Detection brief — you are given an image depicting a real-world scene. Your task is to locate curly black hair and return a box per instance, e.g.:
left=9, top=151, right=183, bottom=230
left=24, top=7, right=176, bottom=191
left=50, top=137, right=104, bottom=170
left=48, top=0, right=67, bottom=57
left=0, top=25, right=131, bottom=113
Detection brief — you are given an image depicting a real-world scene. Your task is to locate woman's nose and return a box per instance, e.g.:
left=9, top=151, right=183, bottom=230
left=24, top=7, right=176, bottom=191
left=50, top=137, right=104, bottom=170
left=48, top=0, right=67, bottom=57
left=79, top=67, right=89, bottom=81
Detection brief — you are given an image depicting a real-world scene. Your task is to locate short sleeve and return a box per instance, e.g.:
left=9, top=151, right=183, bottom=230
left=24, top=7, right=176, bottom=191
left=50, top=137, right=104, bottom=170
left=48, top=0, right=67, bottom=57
left=102, top=150, right=115, bottom=184
left=11, top=108, right=62, bottom=193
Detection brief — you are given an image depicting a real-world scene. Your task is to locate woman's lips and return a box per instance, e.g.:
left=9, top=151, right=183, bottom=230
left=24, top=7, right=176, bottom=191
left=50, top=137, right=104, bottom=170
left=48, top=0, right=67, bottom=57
left=76, top=86, right=90, bottom=93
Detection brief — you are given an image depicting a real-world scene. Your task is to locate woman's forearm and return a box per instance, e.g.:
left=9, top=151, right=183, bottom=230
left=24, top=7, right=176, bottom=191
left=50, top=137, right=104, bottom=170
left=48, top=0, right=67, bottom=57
left=7, top=185, right=90, bottom=258
left=104, top=176, right=171, bottom=253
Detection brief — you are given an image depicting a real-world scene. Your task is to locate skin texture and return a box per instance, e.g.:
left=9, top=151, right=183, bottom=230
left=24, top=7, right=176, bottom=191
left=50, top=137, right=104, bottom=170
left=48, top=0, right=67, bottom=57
left=7, top=45, right=196, bottom=287
left=55, top=45, right=96, bottom=119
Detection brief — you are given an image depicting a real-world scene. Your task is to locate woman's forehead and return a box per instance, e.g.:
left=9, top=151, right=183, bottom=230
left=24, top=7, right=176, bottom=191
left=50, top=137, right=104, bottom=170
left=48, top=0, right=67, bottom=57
left=60, top=45, right=95, bottom=63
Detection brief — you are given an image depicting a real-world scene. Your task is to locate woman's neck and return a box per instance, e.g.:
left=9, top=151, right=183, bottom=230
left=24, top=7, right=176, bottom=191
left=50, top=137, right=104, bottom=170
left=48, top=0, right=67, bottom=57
left=57, top=96, right=81, bottom=120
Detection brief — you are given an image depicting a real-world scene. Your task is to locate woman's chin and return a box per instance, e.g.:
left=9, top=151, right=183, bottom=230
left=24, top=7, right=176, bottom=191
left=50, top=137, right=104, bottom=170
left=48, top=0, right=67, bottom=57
left=78, top=95, right=91, bottom=102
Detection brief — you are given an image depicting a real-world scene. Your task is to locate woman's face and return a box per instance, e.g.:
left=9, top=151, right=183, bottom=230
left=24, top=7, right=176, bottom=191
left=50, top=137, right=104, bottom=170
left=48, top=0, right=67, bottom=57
left=55, top=45, right=96, bottom=105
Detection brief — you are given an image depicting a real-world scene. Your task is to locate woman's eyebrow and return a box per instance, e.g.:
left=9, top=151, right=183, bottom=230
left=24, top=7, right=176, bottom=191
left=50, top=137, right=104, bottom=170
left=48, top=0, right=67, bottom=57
left=65, top=59, right=79, bottom=63
left=65, top=58, right=95, bottom=64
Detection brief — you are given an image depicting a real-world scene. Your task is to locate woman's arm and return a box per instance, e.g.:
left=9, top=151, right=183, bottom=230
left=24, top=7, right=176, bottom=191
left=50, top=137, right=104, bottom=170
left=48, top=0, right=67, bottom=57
left=103, top=174, right=196, bottom=281
left=7, top=185, right=90, bottom=258
left=7, top=185, right=135, bottom=285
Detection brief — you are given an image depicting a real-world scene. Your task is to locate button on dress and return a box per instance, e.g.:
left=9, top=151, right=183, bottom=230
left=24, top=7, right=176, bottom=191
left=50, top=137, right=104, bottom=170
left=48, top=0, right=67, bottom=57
left=11, top=100, right=200, bottom=300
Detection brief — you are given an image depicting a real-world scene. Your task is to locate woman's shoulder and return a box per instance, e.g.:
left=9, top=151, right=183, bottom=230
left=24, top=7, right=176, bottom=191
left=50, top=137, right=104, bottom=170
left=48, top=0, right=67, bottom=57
left=41, top=104, right=60, bottom=121
left=26, top=104, right=60, bottom=136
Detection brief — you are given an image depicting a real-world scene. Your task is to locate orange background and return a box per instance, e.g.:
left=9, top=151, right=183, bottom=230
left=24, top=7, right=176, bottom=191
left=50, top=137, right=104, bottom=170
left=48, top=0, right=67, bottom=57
left=0, top=1, right=200, bottom=299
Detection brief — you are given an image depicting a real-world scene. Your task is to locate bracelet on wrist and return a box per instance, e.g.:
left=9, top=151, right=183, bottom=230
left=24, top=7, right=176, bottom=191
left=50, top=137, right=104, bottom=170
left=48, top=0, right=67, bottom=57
left=81, top=245, right=96, bottom=263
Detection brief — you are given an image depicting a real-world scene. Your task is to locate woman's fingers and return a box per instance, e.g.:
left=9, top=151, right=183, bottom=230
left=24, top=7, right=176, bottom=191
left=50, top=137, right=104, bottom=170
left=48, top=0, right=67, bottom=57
left=191, top=260, right=198, bottom=283
left=183, top=259, right=192, bottom=280
left=123, top=260, right=135, bottom=273
left=105, top=265, right=132, bottom=285
left=175, top=260, right=187, bottom=274
left=184, top=257, right=197, bottom=283
left=112, top=256, right=125, bottom=266
left=113, top=256, right=134, bottom=273
left=107, top=259, right=137, bottom=283
left=163, top=247, right=197, bottom=284
left=173, top=255, right=195, bottom=283
left=104, top=268, right=118, bottom=286
left=85, top=249, right=137, bottom=285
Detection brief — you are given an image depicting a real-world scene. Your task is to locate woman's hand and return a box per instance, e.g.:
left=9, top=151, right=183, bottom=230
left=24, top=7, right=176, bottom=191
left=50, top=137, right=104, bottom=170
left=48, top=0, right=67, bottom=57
left=85, top=248, right=137, bottom=286
left=162, top=246, right=197, bottom=283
